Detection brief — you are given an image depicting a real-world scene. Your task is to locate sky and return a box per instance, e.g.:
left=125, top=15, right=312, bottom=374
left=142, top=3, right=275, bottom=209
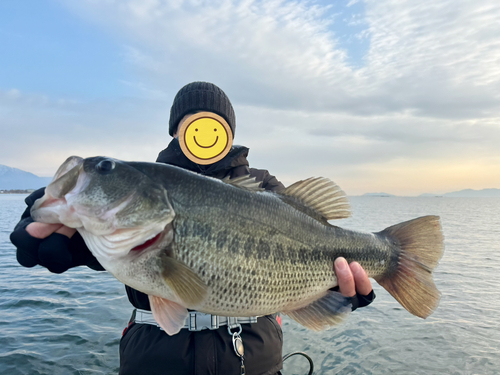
left=1, top=0, right=499, bottom=196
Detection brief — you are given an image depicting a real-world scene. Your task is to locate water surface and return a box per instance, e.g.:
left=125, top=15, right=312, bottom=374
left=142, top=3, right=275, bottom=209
left=1, top=195, right=499, bottom=374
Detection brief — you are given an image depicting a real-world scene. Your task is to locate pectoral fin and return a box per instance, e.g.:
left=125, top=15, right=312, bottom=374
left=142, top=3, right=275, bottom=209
left=148, top=295, right=188, bottom=336
left=161, top=255, right=208, bottom=306
left=284, top=290, right=352, bottom=331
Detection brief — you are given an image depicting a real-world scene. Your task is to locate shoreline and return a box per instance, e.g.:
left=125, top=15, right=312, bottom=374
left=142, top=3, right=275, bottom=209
left=0, top=190, right=35, bottom=194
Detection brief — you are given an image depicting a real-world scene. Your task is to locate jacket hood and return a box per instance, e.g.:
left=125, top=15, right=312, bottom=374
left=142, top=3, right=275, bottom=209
left=156, top=138, right=251, bottom=179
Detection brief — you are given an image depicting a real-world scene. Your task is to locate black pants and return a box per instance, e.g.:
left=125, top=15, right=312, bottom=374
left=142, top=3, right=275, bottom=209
left=119, top=315, right=283, bottom=375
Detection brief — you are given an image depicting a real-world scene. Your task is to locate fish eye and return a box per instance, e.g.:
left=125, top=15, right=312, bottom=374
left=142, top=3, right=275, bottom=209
left=96, top=159, right=116, bottom=174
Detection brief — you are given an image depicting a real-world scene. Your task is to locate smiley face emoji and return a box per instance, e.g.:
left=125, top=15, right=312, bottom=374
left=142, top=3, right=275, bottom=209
left=178, top=112, right=233, bottom=165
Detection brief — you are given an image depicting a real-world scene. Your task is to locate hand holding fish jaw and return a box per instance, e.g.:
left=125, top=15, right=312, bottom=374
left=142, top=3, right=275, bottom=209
left=10, top=186, right=103, bottom=274
left=335, top=257, right=373, bottom=298
left=16, top=221, right=97, bottom=274
left=26, top=222, right=76, bottom=239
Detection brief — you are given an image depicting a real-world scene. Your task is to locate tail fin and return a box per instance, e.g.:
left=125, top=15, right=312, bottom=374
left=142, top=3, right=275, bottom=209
left=375, top=215, right=444, bottom=318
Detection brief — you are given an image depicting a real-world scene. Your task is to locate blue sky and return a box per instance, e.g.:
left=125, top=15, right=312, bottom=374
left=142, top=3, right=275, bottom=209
left=0, top=0, right=370, bottom=98
left=1, top=0, right=499, bottom=195
left=0, top=1, right=130, bottom=99
left=323, top=0, right=370, bottom=69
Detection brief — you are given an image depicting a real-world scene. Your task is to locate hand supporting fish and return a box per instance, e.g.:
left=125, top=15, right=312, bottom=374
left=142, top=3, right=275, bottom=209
left=30, top=156, right=444, bottom=335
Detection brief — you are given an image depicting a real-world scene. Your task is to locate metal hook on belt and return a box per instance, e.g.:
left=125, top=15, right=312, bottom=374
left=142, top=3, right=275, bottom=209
left=228, top=323, right=245, bottom=375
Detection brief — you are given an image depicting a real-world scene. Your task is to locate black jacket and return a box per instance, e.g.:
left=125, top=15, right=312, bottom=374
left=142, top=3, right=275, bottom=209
left=156, top=138, right=283, bottom=191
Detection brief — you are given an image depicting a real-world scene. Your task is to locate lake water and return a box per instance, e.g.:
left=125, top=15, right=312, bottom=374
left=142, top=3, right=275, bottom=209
left=0, top=194, right=499, bottom=374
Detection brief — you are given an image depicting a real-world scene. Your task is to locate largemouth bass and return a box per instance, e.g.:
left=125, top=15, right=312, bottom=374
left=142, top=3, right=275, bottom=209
left=31, top=156, right=444, bottom=335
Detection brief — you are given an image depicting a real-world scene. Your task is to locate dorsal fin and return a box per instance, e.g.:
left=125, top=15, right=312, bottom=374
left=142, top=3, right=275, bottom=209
left=280, top=177, right=350, bottom=222
left=221, top=175, right=264, bottom=192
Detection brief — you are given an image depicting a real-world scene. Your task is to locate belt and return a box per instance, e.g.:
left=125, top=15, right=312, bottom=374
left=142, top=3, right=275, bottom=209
left=133, top=309, right=258, bottom=332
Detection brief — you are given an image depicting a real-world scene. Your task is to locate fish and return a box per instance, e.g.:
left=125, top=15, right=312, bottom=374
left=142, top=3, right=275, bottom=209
left=31, top=156, right=445, bottom=335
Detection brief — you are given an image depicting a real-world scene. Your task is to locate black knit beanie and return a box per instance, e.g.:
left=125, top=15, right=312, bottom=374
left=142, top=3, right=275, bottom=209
left=169, top=82, right=236, bottom=137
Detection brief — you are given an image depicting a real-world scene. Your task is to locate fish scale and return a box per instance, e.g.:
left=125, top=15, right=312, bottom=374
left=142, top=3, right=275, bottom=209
left=172, top=205, right=390, bottom=316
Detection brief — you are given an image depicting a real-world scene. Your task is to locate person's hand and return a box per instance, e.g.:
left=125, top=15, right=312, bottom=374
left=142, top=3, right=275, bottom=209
left=11, top=219, right=80, bottom=274
left=334, top=257, right=372, bottom=297
left=334, top=257, right=375, bottom=311
left=10, top=187, right=103, bottom=273
left=26, top=222, right=76, bottom=239
left=11, top=220, right=103, bottom=273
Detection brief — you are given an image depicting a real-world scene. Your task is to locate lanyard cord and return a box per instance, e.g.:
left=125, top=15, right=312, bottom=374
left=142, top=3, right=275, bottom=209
left=282, top=351, right=314, bottom=375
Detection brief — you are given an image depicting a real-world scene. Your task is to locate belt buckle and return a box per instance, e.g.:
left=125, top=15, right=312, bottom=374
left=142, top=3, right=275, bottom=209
left=188, top=312, right=219, bottom=331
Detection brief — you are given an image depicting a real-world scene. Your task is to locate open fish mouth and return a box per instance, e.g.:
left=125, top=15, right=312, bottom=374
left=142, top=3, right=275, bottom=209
left=31, top=155, right=176, bottom=258
left=31, top=156, right=87, bottom=226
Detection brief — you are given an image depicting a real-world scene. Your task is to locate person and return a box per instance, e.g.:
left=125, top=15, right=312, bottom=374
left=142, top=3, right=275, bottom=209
left=10, top=82, right=375, bottom=375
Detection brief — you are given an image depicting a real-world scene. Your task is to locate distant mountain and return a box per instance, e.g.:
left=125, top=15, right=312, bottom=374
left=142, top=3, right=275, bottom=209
left=362, top=189, right=500, bottom=198
left=0, top=164, right=52, bottom=190
left=362, top=192, right=396, bottom=197
left=419, top=189, right=500, bottom=197
left=419, top=193, right=444, bottom=197
left=442, top=188, right=500, bottom=198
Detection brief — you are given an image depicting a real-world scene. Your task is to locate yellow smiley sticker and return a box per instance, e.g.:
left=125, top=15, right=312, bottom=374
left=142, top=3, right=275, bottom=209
left=178, top=112, right=233, bottom=165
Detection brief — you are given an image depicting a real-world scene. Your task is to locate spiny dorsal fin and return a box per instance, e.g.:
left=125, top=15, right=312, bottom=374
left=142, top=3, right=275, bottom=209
left=221, top=175, right=264, bottom=192
left=280, top=177, right=351, bottom=221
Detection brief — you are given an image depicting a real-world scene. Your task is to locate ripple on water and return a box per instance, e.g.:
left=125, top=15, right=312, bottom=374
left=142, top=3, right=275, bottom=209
left=2, top=195, right=500, bottom=374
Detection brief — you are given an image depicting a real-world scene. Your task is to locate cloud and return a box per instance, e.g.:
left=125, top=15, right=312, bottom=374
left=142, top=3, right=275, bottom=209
left=0, top=89, right=172, bottom=176
left=59, top=0, right=500, bottom=118
left=60, top=0, right=356, bottom=107
left=362, top=0, right=500, bottom=117
left=234, top=104, right=500, bottom=194
left=1, top=0, right=500, bottom=195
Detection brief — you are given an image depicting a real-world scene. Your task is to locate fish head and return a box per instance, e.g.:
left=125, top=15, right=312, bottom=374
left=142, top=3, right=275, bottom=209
left=31, top=156, right=175, bottom=262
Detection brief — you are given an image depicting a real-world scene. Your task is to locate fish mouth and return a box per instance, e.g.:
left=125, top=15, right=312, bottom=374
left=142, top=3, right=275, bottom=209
left=194, top=136, right=218, bottom=148
left=31, top=156, right=86, bottom=226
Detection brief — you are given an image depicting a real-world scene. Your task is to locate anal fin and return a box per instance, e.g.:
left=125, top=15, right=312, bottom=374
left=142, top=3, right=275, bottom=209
left=284, top=291, right=351, bottom=331
left=148, top=295, right=189, bottom=336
